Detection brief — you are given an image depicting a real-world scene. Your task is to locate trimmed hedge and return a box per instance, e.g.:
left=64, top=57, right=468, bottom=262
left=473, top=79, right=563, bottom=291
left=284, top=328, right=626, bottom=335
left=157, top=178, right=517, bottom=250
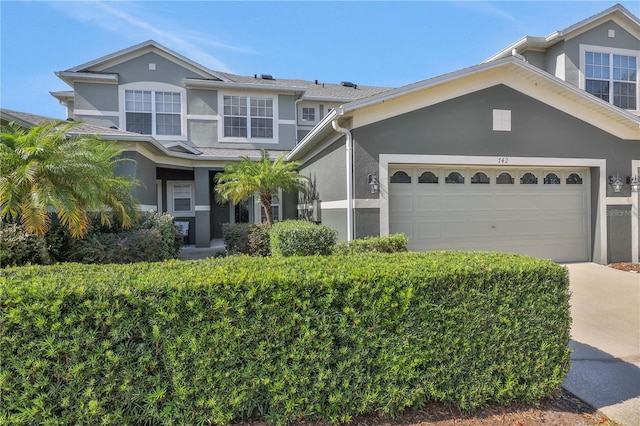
left=270, top=220, right=337, bottom=256
left=333, top=234, right=408, bottom=255
left=0, top=252, right=571, bottom=425
left=222, top=223, right=271, bottom=256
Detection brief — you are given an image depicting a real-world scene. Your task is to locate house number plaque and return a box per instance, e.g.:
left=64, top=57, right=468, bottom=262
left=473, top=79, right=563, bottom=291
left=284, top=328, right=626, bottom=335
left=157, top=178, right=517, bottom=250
left=497, top=157, right=509, bottom=164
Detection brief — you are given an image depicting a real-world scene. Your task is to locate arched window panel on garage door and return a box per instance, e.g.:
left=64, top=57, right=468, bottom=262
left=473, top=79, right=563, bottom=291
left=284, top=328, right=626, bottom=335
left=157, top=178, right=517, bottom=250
left=496, top=172, right=514, bottom=184
left=471, top=172, right=490, bottom=184
left=566, top=173, right=583, bottom=184
left=445, top=171, right=465, bottom=184
left=520, top=172, right=538, bottom=184
left=390, top=170, right=412, bottom=183
left=544, top=173, right=561, bottom=184
left=418, top=171, right=439, bottom=184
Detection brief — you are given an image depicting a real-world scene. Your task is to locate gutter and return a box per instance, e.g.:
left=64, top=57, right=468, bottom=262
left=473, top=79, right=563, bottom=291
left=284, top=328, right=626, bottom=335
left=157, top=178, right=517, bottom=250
left=331, top=112, right=354, bottom=241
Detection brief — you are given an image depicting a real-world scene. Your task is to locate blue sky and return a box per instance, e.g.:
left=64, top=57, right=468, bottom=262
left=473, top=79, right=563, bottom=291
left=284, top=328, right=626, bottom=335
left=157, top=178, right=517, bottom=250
left=1, top=1, right=638, bottom=119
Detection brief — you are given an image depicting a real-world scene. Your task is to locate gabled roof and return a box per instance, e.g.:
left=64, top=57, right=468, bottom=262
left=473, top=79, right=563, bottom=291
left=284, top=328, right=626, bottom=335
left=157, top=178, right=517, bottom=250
left=485, top=3, right=640, bottom=62
left=56, top=40, right=231, bottom=86
left=288, top=56, right=640, bottom=161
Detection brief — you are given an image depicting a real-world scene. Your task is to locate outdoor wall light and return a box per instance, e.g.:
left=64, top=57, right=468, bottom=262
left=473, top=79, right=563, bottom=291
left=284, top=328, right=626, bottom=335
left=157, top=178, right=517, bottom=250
left=368, top=174, right=380, bottom=194
left=608, top=175, right=623, bottom=193
left=628, top=175, right=639, bottom=193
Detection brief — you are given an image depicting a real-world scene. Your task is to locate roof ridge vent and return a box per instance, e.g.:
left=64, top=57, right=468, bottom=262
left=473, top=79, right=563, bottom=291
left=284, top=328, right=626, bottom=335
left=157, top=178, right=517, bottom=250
left=261, top=74, right=274, bottom=80
left=341, top=81, right=357, bottom=89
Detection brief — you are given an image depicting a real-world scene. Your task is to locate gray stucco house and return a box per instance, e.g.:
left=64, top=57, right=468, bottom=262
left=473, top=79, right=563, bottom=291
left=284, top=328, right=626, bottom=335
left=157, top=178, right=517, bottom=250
left=43, top=40, right=389, bottom=246
left=288, top=4, right=639, bottom=264
left=2, top=4, right=638, bottom=264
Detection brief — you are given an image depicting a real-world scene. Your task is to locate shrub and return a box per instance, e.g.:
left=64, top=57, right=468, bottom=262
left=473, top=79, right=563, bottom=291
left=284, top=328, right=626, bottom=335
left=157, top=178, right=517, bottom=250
left=0, top=222, right=51, bottom=267
left=248, top=223, right=271, bottom=257
left=0, top=252, right=571, bottom=425
left=63, top=211, right=182, bottom=264
left=270, top=220, right=337, bottom=256
left=222, top=223, right=252, bottom=255
left=333, top=233, right=409, bottom=255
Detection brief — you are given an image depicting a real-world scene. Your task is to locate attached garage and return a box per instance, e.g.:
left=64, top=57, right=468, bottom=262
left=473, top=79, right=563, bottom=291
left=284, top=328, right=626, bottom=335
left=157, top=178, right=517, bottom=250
left=389, top=166, right=590, bottom=262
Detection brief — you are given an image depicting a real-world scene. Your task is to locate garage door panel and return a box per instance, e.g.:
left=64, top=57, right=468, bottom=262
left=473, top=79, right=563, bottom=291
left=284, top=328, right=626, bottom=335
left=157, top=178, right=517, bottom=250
left=389, top=166, right=590, bottom=262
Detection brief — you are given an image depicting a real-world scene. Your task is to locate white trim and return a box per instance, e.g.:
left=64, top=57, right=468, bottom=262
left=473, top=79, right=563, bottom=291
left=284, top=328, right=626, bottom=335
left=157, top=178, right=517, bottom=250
left=167, top=180, right=195, bottom=217
left=605, top=197, right=633, bottom=205
left=73, top=109, right=119, bottom=117
left=195, top=205, right=210, bottom=212
left=217, top=91, right=280, bottom=144
left=632, top=160, right=640, bottom=262
left=119, top=82, right=188, bottom=142
left=186, top=114, right=218, bottom=121
left=578, top=44, right=640, bottom=112
left=279, top=119, right=296, bottom=125
left=379, top=154, right=607, bottom=264
left=138, top=204, right=158, bottom=212
left=313, top=199, right=382, bottom=209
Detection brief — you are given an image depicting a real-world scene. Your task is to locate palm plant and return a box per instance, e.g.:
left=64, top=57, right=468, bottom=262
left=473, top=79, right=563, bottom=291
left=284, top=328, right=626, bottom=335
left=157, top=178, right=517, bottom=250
left=0, top=121, right=139, bottom=238
left=215, top=150, right=308, bottom=226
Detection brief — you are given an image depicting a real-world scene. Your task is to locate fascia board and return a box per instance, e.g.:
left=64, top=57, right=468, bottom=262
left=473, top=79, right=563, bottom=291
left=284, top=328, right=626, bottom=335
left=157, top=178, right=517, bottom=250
left=300, top=96, right=356, bottom=103
left=184, top=78, right=307, bottom=94
left=66, top=40, right=231, bottom=82
left=55, top=71, right=118, bottom=86
left=286, top=109, right=339, bottom=161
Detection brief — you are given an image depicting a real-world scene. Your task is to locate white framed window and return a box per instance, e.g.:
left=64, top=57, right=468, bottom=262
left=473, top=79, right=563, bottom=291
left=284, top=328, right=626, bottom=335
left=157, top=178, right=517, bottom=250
left=301, top=107, right=316, bottom=122
left=493, top=109, right=511, bottom=131
left=260, top=191, right=281, bottom=223
left=125, top=90, right=182, bottom=135
left=223, top=95, right=274, bottom=140
left=581, top=45, right=638, bottom=110
left=120, top=83, right=186, bottom=140
left=167, top=181, right=194, bottom=217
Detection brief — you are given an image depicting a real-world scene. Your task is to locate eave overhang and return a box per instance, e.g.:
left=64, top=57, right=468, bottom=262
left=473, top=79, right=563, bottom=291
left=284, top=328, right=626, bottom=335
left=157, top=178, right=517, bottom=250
left=55, top=71, right=118, bottom=87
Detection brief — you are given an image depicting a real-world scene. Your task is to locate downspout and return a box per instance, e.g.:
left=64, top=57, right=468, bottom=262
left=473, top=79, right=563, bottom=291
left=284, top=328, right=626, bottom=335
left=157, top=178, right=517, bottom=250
left=332, top=115, right=354, bottom=241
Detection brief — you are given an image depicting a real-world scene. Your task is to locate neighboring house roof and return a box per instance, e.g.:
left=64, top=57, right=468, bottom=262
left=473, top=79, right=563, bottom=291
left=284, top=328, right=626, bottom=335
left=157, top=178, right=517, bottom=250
left=1, top=108, right=61, bottom=127
left=288, top=56, right=640, bottom=161
left=55, top=40, right=232, bottom=86
left=485, top=3, right=640, bottom=62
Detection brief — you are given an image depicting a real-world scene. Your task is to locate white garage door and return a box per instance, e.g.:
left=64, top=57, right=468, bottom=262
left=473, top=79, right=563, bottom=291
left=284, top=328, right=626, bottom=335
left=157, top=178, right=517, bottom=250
left=389, top=166, right=590, bottom=262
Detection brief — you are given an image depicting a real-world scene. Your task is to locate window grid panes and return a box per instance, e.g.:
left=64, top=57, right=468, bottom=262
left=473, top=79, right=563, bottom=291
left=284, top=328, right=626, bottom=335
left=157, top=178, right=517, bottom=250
left=224, top=96, right=274, bottom=139
left=390, top=171, right=411, bottom=184
left=418, top=171, right=438, bottom=184
left=302, top=107, right=316, bottom=121
left=496, top=172, right=514, bottom=184
left=445, top=172, right=464, bottom=184
left=125, top=90, right=181, bottom=136
left=471, top=172, right=490, bottom=184
left=585, top=51, right=637, bottom=109
left=544, top=173, right=561, bottom=184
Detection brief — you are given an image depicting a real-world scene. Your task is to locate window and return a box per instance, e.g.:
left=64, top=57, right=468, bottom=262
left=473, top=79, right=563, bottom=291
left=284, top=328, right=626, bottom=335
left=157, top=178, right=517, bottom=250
left=260, top=192, right=280, bottom=223
left=566, top=173, right=583, bottom=184
left=520, top=173, right=538, bottom=184
left=585, top=50, right=637, bottom=109
left=544, top=173, right=561, bottom=184
left=445, top=172, right=465, bottom=184
left=390, top=171, right=411, bottom=183
left=302, top=107, right=316, bottom=122
left=496, top=172, right=514, bottom=184
left=471, top=172, right=490, bottom=184
left=125, top=90, right=181, bottom=136
left=418, top=171, right=438, bottom=184
left=168, top=182, right=194, bottom=217
left=224, top=95, right=273, bottom=139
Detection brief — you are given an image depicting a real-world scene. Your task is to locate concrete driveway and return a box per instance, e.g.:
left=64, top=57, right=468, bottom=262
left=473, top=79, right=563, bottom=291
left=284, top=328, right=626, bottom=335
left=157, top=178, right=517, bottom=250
left=563, top=263, right=640, bottom=426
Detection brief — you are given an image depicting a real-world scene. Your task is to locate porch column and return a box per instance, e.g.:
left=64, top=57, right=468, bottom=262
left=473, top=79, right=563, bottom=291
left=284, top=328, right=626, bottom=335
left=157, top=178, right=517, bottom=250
left=194, top=168, right=211, bottom=248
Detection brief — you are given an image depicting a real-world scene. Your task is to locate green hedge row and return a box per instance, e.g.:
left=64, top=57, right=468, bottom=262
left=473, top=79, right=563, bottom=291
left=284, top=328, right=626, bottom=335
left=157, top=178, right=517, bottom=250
left=333, top=234, right=408, bottom=255
left=0, top=252, right=571, bottom=425
left=270, top=220, right=337, bottom=256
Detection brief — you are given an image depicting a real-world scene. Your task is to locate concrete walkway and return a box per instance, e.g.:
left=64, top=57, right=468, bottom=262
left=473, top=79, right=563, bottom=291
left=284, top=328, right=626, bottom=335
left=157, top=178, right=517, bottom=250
left=563, top=263, right=640, bottom=426
left=178, top=239, right=225, bottom=260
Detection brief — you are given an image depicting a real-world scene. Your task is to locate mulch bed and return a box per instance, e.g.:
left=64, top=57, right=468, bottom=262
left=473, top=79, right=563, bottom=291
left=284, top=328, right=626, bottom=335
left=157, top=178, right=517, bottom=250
left=237, top=389, right=617, bottom=426
left=608, top=262, right=640, bottom=273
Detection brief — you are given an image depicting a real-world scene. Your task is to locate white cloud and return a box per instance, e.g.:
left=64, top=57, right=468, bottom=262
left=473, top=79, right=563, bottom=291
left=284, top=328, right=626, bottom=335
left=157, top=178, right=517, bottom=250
left=48, top=0, right=251, bottom=73
left=453, top=1, right=522, bottom=27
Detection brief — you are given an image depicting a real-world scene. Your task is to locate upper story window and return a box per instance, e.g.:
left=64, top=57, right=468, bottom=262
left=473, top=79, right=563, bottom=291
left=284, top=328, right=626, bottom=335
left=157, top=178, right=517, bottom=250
left=583, top=48, right=638, bottom=110
left=125, top=90, right=181, bottom=136
left=223, top=95, right=273, bottom=139
left=302, top=107, right=316, bottom=122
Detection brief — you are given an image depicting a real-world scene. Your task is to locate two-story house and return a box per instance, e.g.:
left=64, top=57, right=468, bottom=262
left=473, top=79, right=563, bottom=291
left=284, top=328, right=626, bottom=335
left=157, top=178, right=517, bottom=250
left=288, top=3, right=640, bottom=264
left=46, top=40, right=389, bottom=246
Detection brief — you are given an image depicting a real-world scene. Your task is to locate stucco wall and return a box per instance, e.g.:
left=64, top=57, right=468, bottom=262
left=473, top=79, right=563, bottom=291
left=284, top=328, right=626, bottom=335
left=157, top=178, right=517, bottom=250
left=102, top=52, right=202, bottom=86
